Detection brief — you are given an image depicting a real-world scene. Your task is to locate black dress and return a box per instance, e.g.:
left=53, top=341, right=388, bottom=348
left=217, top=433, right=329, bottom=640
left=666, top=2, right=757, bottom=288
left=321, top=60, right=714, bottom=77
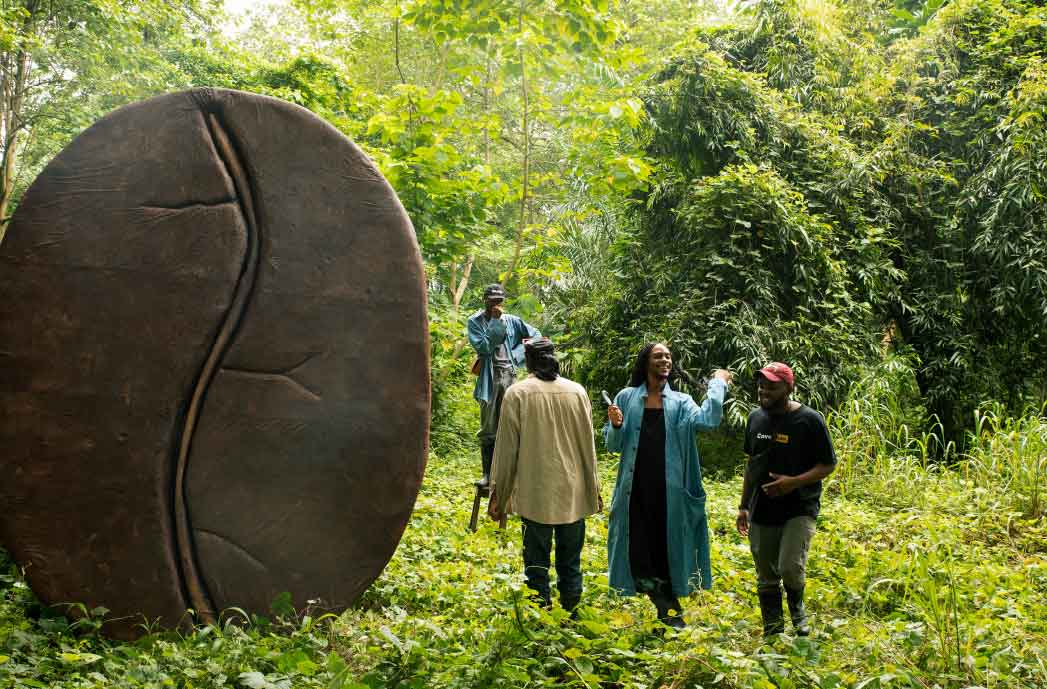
left=629, top=408, right=671, bottom=591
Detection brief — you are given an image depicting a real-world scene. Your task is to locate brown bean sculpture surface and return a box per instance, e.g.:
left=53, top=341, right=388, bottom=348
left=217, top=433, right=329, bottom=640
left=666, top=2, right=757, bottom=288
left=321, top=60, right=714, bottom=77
left=0, top=88, right=430, bottom=638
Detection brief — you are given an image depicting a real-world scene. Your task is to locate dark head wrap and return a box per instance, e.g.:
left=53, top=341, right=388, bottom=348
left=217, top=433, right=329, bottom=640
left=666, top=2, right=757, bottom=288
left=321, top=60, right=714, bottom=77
left=525, top=337, right=559, bottom=381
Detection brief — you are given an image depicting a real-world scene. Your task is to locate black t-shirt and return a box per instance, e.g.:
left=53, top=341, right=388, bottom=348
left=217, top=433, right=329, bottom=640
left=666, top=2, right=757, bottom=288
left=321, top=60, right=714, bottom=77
left=743, top=404, right=836, bottom=525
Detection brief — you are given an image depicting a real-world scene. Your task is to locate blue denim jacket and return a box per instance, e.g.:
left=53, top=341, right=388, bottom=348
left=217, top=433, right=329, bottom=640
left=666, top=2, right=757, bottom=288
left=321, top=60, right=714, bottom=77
left=466, top=310, right=541, bottom=403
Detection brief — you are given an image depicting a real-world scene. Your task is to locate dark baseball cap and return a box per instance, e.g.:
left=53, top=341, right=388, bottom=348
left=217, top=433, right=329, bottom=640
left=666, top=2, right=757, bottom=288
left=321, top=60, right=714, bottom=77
left=757, top=362, right=794, bottom=387
left=483, top=284, right=506, bottom=300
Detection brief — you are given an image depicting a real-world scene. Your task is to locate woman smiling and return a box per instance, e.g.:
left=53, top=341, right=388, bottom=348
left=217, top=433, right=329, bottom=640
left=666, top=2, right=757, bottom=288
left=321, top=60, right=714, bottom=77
left=604, top=343, right=732, bottom=628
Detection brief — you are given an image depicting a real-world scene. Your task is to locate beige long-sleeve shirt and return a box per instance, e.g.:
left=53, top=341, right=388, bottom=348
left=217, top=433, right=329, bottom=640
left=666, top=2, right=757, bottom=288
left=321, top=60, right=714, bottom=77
left=491, top=375, right=601, bottom=525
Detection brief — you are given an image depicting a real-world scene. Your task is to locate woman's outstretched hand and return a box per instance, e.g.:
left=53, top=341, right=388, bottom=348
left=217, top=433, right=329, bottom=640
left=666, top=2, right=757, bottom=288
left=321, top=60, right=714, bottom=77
left=712, top=369, right=733, bottom=385
left=607, top=404, right=623, bottom=428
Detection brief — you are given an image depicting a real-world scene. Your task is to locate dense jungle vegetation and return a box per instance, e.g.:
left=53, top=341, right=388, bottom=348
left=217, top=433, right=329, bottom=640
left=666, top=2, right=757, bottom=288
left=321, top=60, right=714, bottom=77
left=1, top=0, right=1045, bottom=687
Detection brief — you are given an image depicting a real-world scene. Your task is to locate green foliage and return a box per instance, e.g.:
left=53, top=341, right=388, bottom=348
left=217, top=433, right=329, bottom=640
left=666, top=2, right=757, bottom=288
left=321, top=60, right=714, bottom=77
left=427, top=303, right=481, bottom=457
left=568, top=0, right=1047, bottom=444
left=0, top=1, right=221, bottom=236
left=887, top=0, right=950, bottom=38
left=828, top=353, right=953, bottom=505
left=675, top=164, right=880, bottom=408
left=404, top=0, right=623, bottom=53
left=578, top=37, right=898, bottom=417
left=871, top=0, right=1047, bottom=439
left=697, top=0, right=890, bottom=133
left=0, top=554, right=353, bottom=688
left=361, top=85, right=510, bottom=273
left=3, top=412, right=1047, bottom=687
left=965, top=404, right=1047, bottom=519
left=829, top=353, right=1047, bottom=523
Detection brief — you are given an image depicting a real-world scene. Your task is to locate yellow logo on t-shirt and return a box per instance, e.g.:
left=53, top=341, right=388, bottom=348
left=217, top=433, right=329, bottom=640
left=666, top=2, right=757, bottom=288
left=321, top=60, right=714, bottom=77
left=774, top=433, right=789, bottom=444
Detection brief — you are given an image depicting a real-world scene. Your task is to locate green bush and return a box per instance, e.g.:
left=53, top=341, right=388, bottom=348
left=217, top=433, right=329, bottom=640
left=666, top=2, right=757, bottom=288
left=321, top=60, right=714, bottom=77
left=428, top=305, right=481, bottom=458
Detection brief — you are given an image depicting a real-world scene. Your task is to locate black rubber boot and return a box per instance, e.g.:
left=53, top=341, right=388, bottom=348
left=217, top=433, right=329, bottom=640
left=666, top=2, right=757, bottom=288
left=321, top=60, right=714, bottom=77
left=478, top=444, right=494, bottom=487
left=785, top=586, right=810, bottom=636
left=524, top=585, right=551, bottom=609
left=649, top=585, right=686, bottom=630
left=561, top=596, right=580, bottom=619
left=758, top=588, right=785, bottom=637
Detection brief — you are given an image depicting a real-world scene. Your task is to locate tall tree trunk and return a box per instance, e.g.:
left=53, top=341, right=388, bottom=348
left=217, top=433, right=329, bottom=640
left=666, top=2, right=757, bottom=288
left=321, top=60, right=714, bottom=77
left=0, top=129, right=18, bottom=242
left=393, top=8, right=407, bottom=85
left=0, top=16, right=34, bottom=243
left=483, top=48, right=491, bottom=167
left=450, top=255, right=475, bottom=311
left=504, top=0, right=529, bottom=289
left=437, top=254, right=476, bottom=386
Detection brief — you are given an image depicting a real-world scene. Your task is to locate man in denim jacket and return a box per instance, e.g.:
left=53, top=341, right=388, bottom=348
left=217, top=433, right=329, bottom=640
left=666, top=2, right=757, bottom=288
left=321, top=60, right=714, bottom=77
left=466, top=284, right=540, bottom=486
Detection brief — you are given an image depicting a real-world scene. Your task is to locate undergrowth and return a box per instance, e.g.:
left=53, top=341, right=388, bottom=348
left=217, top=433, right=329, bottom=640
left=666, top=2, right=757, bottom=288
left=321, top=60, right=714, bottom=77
left=1, top=395, right=1045, bottom=688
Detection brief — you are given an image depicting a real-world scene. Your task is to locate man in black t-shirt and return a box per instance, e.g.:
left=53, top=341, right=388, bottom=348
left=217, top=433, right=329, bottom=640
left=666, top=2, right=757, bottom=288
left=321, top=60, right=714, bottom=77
left=737, top=362, right=836, bottom=637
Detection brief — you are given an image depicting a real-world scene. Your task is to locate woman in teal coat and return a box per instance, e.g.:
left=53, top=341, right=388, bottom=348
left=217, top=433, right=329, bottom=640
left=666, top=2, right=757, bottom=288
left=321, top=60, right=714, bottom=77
left=604, top=343, right=731, bottom=627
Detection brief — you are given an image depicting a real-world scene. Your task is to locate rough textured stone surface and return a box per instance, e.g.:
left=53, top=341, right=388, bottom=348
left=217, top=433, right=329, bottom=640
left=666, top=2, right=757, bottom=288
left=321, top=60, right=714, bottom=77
left=0, top=88, right=430, bottom=638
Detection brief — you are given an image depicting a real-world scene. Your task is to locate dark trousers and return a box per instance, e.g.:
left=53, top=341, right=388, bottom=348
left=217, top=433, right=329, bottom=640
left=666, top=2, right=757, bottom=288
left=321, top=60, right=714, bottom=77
left=749, top=516, right=816, bottom=593
left=477, top=367, right=516, bottom=449
left=521, top=517, right=585, bottom=609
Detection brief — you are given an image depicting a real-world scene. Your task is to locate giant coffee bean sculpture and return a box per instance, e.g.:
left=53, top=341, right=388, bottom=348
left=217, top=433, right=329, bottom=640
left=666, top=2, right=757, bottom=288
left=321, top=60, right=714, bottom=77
left=0, top=88, right=429, bottom=638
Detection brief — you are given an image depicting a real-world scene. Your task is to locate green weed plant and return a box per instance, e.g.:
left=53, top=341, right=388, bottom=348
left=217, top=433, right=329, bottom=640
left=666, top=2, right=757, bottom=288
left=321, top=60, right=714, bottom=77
left=1, top=391, right=1045, bottom=688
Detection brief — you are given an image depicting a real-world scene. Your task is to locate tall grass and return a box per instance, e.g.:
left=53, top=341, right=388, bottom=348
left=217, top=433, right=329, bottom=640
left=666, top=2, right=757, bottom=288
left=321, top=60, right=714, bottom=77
left=827, top=355, right=1046, bottom=521
left=904, top=548, right=969, bottom=682
left=963, top=405, right=1047, bottom=519
left=827, top=353, right=949, bottom=506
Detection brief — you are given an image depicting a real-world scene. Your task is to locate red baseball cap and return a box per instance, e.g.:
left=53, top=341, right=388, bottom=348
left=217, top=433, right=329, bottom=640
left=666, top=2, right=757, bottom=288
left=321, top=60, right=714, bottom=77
left=757, top=362, right=794, bottom=388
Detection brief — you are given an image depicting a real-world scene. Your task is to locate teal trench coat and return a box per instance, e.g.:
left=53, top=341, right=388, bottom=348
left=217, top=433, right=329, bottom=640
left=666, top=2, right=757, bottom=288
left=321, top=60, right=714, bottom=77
left=603, top=379, right=727, bottom=597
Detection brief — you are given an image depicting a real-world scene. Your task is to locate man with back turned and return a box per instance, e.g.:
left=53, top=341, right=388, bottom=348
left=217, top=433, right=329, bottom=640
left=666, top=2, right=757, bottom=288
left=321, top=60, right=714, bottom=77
left=487, top=338, right=601, bottom=614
